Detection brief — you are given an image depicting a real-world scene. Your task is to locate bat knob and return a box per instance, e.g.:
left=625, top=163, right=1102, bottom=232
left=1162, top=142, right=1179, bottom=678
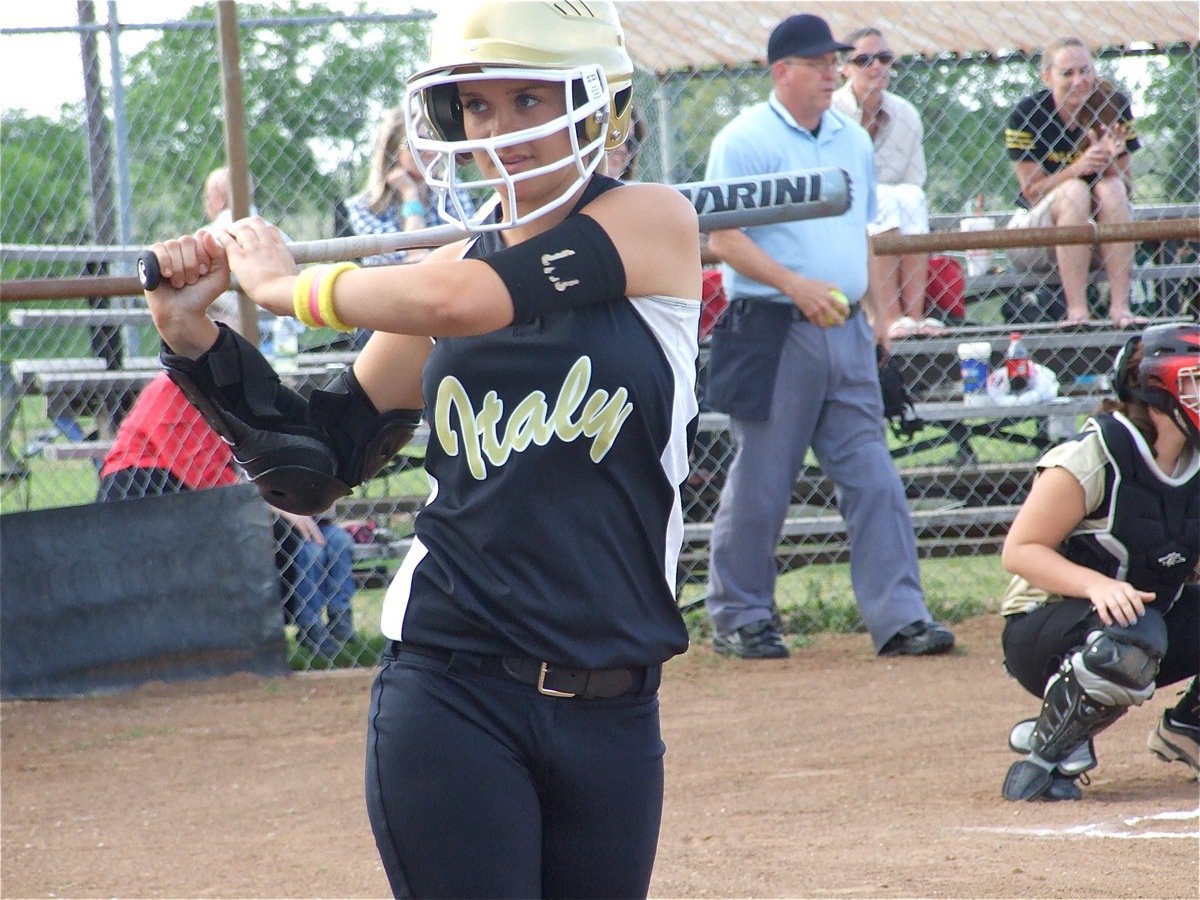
left=137, top=252, right=162, bottom=291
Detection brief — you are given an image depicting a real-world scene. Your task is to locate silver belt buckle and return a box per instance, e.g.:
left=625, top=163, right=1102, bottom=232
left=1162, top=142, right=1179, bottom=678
left=536, top=661, right=576, bottom=698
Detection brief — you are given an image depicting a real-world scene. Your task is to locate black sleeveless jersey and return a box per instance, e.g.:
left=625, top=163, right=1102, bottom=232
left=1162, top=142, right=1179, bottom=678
left=380, top=177, right=700, bottom=668
left=1063, top=413, right=1200, bottom=610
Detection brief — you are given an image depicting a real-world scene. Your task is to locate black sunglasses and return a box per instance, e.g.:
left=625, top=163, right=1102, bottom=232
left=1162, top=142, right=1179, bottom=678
left=847, top=51, right=896, bottom=67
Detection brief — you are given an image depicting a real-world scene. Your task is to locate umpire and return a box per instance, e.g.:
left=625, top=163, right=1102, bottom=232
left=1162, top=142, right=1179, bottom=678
left=701, top=13, right=956, bottom=659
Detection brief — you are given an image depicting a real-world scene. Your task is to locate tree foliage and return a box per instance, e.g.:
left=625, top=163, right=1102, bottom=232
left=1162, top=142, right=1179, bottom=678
left=1, top=113, right=92, bottom=248
left=1, top=0, right=431, bottom=271
left=1139, top=50, right=1199, bottom=204
left=122, top=2, right=429, bottom=240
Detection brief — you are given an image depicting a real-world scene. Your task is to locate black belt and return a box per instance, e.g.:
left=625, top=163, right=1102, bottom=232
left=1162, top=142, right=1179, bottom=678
left=386, top=641, right=659, bottom=699
left=734, top=298, right=862, bottom=321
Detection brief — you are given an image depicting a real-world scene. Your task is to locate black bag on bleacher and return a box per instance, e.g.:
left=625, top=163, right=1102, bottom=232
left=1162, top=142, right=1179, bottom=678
left=876, top=345, right=924, bottom=440
left=1003, top=284, right=1066, bottom=324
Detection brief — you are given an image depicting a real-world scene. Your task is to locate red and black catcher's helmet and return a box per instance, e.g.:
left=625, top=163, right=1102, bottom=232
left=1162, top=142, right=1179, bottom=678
left=1113, top=322, right=1200, bottom=444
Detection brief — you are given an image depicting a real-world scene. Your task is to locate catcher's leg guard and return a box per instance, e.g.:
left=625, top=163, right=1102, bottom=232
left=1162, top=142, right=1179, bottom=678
left=1008, top=719, right=1097, bottom=777
left=1003, top=611, right=1168, bottom=801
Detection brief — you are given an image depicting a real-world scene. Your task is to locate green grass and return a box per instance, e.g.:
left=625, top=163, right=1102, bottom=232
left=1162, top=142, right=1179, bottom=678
left=678, top=553, right=1010, bottom=648
left=0, top=394, right=104, bottom=513
left=283, top=585, right=389, bottom=670
left=286, top=630, right=389, bottom=670
left=339, top=552, right=1011, bottom=668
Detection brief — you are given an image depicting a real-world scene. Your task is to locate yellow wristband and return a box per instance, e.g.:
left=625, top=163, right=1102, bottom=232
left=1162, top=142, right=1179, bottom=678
left=292, top=267, right=322, bottom=328
left=317, top=262, right=359, bottom=332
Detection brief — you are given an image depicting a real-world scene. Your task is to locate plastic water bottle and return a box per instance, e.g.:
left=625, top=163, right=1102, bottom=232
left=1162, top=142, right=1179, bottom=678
left=271, top=316, right=301, bottom=373
left=956, top=341, right=991, bottom=406
left=1005, top=332, right=1032, bottom=393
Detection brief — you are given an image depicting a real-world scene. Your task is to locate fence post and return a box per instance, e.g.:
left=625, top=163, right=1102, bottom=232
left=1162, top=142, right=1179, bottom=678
left=215, top=0, right=260, bottom=344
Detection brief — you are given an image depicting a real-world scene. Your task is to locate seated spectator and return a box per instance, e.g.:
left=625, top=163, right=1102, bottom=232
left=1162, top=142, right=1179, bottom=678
left=273, top=505, right=359, bottom=647
left=1004, top=37, right=1141, bottom=327
left=833, top=27, right=940, bottom=341
left=95, top=368, right=359, bottom=661
left=342, top=108, right=476, bottom=349
left=344, top=107, right=476, bottom=266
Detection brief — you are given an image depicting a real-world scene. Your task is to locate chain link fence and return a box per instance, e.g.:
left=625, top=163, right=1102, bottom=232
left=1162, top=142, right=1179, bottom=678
left=3, top=2, right=1197, bottom=667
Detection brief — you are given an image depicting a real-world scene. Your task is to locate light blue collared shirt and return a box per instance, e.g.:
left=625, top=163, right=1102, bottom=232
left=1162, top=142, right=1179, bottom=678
left=705, top=92, right=877, bottom=304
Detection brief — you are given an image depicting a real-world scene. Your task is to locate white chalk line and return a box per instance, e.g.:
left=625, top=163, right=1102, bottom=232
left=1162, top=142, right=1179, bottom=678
left=961, top=807, right=1199, bottom=840
left=1123, top=808, right=1199, bottom=825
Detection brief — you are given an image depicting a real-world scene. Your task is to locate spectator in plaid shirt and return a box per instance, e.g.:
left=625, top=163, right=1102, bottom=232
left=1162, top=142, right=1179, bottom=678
left=344, top=107, right=476, bottom=267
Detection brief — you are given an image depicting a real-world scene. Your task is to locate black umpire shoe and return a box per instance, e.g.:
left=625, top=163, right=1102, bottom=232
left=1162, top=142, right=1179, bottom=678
left=879, top=619, right=955, bottom=657
left=713, top=620, right=789, bottom=659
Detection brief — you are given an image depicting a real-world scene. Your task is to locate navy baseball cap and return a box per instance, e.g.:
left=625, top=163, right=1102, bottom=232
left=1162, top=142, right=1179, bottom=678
left=767, top=14, right=855, bottom=62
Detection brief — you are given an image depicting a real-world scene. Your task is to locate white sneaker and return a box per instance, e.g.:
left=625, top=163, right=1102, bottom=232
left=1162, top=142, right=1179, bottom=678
left=1148, top=712, right=1200, bottom=779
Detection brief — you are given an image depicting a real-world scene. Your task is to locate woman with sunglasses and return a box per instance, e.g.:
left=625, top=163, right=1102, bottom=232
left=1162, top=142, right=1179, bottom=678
left=833, top=28, right=939, bottom=341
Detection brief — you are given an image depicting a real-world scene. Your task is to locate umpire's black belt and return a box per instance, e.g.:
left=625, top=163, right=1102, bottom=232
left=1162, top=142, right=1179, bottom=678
left=386, top=641, right=660, bottom=699
left=733, top=297, right=862, bottom=321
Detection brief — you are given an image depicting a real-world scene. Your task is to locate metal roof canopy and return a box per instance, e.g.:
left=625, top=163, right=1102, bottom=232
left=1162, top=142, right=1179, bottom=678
left=617, top=1, right=1198, bottom=74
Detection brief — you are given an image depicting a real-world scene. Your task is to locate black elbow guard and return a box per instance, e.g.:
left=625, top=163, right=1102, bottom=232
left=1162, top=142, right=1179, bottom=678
left=308, top=369, right=423, bottom=490
left=162, top=324, right=421, bottom=515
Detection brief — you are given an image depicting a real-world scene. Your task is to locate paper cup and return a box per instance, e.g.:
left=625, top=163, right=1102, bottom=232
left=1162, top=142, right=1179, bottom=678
left=960, top=216, right=995, bottom=278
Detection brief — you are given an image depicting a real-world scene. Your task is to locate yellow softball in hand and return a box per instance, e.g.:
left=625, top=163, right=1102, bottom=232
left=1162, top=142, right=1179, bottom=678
left=824, top=288, right=850, bottom=326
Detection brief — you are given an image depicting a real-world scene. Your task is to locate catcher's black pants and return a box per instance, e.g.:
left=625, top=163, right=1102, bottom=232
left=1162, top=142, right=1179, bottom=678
left=1002, top=585, right=1200, bottom=698
left=365, top=644, right=665, bottom=899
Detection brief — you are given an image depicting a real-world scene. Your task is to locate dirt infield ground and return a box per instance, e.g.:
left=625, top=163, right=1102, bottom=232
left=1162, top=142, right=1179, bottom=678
left=3, top=614, right=1197, bottom=899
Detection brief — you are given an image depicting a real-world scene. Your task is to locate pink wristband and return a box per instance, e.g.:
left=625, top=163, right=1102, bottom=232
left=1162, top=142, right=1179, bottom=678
left=308, top=271, right=326, bottom=327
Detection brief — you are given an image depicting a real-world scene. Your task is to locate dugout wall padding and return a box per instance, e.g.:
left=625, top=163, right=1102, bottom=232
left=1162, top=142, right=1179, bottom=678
left=1, top=484, right=290, bottom=699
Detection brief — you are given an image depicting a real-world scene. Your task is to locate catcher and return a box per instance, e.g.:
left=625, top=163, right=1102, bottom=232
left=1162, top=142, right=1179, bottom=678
left=999, top=323, right=1200, bottom=801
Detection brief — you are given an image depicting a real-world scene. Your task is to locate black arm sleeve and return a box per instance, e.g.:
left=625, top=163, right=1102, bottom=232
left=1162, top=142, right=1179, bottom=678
left=161, top=324, right=421, bottom=515
left=480, top=213, right=627, bottom=324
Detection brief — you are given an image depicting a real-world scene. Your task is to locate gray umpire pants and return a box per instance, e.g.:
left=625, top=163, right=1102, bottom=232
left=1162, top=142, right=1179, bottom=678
left=704, top=309, right=931, bottom=651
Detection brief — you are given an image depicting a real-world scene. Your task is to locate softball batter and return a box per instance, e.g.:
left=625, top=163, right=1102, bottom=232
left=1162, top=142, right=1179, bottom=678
left=141, top=2, right=700, bottom=895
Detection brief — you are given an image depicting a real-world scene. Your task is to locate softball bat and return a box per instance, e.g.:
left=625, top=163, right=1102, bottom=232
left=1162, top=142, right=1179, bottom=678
left=137, top=168, right=853, bottom=290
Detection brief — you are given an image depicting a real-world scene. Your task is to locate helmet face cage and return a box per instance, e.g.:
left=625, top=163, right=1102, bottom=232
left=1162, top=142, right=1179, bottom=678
left=1144, top=360, right=1200, bottom=445
left=1177, top=363, right=1200, bottom=425
left=1122, top=323, right=1200, bottom=443
left=405, top=64, right=611, bottom=232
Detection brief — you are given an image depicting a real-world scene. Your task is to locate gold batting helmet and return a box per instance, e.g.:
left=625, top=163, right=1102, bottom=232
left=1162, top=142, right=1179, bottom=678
left=404, top=0, right=635, bottom=230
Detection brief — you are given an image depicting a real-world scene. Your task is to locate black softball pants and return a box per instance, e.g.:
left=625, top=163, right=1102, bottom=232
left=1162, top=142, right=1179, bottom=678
left=365, top=645, right=666, bottom=899
left=1002, top=585, right=1200, bottom=698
